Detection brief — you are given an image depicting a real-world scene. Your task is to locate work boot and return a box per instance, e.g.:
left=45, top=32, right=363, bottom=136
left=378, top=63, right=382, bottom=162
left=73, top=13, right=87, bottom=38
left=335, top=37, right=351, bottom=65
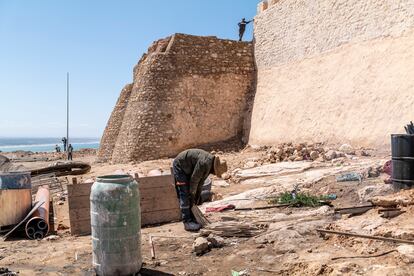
left=183, top=221, right=201, bottom=232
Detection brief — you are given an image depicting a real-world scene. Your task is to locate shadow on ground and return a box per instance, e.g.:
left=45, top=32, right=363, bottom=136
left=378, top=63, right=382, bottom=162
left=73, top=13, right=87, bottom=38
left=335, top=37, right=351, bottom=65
left=140, top=267, right=175, bottom=276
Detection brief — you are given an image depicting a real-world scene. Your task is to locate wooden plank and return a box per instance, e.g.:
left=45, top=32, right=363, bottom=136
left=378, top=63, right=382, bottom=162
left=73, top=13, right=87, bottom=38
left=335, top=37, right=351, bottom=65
left=141, top=197, right=179, bottom=213
left=31, top=173, right=56, bottom=180
left=138, top=175, right=174, bottom=189
left=32, top=179, right=58, bottom=184
left=66, top=176, right=182, bottom=234
left=32, top=175, right=58, bottom=181
left=70, top=219, right=91, bottom=236
left=140, top=187, right=177, bottom=201
left=67, top=183, right=93, bottom=197
left=0, top=189, right=32, bottom=227
left=68, top=195, right=90, bottom=209
left=142, top=209, right=181, bottom=226
left=53, top=198, right=70, bottom=229
left=69, top=207, right=91, bottom=221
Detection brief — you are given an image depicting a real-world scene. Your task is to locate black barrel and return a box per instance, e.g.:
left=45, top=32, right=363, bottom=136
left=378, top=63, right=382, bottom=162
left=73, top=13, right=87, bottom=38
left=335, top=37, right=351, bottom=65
left=391, top=134, right=414, bottom=187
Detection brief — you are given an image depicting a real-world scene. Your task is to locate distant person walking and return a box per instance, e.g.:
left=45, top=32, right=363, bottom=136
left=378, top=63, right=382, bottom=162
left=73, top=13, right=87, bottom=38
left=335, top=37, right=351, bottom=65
left=67, top=144, right=73, bottom=160
left=62, top=137, right=67, bottom=152
left=55, top=145, right=61, bottom=153
left=238, top=18, right=253, bottom=41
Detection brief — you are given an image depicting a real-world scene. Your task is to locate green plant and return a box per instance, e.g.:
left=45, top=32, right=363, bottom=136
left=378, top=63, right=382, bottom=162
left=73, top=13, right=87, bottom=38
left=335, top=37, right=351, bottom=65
left=268, top=192, right=323, bottom=207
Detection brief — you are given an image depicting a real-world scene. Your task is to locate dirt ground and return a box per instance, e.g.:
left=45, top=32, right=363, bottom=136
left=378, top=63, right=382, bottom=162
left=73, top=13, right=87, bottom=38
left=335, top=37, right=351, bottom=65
left=1, top=147, right=414, bottom=275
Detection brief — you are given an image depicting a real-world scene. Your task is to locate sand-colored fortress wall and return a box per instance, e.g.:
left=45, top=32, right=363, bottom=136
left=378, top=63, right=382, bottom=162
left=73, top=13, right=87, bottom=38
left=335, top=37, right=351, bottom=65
left=249, top=0, right=414, bottom=148
left=98, top=34, right=255, bottom=163
left=97, top=84, right=133, bottom=161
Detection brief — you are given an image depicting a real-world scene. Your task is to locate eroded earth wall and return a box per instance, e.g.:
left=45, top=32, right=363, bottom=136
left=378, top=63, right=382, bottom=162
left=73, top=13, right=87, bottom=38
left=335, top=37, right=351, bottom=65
left=98, top=34, right=255, bottom=163
left=250, top=0, right=414, bottom=148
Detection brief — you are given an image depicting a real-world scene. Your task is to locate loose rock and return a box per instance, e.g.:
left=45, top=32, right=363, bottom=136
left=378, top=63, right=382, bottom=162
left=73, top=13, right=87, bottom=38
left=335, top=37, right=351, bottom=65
left=309, top=151, right=319, bottom=161
left=358, top=185, right=394, bottom=202
left=324, top=150, right=337, bottom=161
left=192, top=237, right=210, bottom=255
left=207, top=234, right=225, bottom=248
left=339, top=144, right=354, bottom=155
left=244, top=161, right=257, bottom=169
left=221, top=173, right=231, bottom=180
left=397, top=245, right=414, bottom=263
left=44, top=235, right=60, bottom=241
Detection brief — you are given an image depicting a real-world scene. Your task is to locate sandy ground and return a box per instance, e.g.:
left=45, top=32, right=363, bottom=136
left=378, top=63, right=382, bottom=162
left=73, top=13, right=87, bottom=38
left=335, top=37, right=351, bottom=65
left=1, top=148, right=414, bottom=275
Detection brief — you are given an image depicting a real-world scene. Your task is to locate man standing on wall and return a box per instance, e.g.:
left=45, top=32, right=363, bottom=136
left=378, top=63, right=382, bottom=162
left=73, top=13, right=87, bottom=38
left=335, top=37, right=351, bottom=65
left=238, top=18, right=253, bottom=41
left=172, top=149, right=228, bottom=232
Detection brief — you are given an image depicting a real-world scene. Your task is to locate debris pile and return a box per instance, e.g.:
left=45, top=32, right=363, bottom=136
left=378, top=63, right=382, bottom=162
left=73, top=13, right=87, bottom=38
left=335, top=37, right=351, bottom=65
left=265, top=142, right=326, bottom=163
left=262, top=143, right=362, bottom=164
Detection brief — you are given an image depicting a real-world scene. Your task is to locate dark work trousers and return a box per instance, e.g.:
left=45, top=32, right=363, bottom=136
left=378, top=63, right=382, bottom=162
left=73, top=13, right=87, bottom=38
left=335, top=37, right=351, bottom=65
left=68, top=152, right=73, bottom=160
left=172, top=160, right=194, bottom=222
left=175, top=184, right=192, bottom=222
left=239, top=28, right=246, bottom=41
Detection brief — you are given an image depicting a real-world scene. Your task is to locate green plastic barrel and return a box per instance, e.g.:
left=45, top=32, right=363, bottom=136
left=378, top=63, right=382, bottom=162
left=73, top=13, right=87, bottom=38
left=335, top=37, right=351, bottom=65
left=91, top=175, right=141, bottom=276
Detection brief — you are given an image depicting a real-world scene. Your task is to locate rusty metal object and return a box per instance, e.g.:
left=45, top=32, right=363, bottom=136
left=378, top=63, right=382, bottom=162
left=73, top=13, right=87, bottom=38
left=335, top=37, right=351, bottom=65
left=316, top=229, right=414, bottom=245
left=30, top=161, right=91, bottom=177
left=378, top=208, right=401, bottom=213
left=380, top=210, right=406, bottom=219
left=2, top=200, right=44, bottom=240
left=25, top=186, right=50, bottom=239
left=331, top=249, right=397, bottom=260
left=334, top=205, right=374, bottom=216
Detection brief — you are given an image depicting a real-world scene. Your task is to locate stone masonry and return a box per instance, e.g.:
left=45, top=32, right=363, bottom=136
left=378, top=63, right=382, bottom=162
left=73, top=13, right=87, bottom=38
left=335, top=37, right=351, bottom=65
left=255, top=0, right=414, bottom=68
left=249, top=0, right=414, bottom=148
left=98, top=34, right=255, bottom=163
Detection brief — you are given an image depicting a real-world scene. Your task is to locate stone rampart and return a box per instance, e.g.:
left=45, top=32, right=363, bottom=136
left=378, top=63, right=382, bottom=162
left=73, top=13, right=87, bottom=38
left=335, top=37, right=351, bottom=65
left=249, top=0, right=414, bottom=148
left=98, top=34, right=255, bottom=163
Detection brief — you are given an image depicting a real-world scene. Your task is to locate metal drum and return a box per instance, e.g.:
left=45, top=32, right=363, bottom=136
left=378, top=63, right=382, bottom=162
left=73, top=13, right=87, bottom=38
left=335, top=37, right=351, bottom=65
left=391, top=134, right=414, bottom=188
left=0, top=172, right=32, bottom=228
left=90, top=175, right=141, bottom=276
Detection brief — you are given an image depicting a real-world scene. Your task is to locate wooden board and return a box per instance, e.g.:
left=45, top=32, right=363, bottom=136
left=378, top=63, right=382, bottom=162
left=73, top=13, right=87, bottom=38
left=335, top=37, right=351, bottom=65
left=67, top=182, right=93, bottom=197
left=138, top=174, right=181, bottom=225
left=141, top=196, right=180, bottom=213
left=69, top=207, right=91, bottom=221
left=68, top=195, right=91, bottom=209
left=32, top=173, right=64, bottom=199
left=141, top=209, right=181, bottom=225
left=139, top=175, right=174, bottom=189
left=53, top=198, right=70, bottom=230
left=66, top=174, right=181, bottom=236
left=67, top=183, right=93, bottom=236
left=69, top=219, right=92, bottom=236
left=0, top=189, right=32, bottom=227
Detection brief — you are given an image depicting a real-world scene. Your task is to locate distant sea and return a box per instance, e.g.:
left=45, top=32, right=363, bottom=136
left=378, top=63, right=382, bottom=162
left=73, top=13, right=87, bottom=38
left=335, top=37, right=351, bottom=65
left=0, top=137, right=100, bottom=153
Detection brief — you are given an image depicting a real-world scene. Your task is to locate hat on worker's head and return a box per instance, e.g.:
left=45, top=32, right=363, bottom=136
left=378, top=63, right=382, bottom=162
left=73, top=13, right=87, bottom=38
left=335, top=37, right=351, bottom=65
left=213, top=156, right=228, bottom=178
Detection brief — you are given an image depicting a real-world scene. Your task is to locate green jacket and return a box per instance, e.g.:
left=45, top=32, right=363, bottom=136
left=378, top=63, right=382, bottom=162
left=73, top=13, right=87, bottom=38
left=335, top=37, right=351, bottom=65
left=174, top=149, right=214, bottom=201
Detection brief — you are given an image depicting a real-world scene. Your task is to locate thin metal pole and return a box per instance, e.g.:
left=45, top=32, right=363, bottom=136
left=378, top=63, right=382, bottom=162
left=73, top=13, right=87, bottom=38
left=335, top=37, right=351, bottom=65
left=66, top=72, right=69, bottom=153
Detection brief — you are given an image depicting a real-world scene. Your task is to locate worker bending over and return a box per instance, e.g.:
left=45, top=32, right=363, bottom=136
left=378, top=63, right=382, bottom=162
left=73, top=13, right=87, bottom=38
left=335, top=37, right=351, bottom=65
left=173, top=149, right=227, bottom=232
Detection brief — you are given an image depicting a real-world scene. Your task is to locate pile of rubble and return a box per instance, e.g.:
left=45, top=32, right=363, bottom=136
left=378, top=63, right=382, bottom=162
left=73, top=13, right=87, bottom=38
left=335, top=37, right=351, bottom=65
left=263, top=143, right=365, bottom=164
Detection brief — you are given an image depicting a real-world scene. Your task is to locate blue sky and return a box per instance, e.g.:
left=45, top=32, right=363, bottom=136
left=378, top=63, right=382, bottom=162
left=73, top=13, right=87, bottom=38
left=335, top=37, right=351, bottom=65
left=0, top=1, right=258, bottom=138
